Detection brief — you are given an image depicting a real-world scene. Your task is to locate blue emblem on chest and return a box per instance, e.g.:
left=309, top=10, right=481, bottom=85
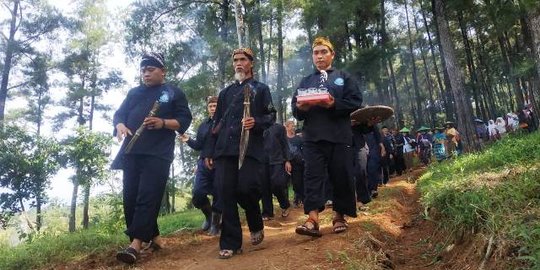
left=159, top=91, right=170, bottom=103
left=334, top=78, right=344, bottom=86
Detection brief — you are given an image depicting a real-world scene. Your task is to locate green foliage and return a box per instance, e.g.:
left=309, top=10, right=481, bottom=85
left=0, top=125, right=62, bottom=230
left=88, top=193, right=125, bottom=233
left=64, top=127, right=111, bottom=187
left=418, top=132, right=540, bottom=267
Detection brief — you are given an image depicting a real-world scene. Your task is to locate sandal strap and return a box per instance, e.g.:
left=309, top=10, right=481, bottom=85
left=304, top=217, right=319, bottom=230
left=332, top=218, right=348, bottom=226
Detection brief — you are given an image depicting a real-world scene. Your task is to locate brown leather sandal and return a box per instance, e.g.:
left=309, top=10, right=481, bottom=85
left=250, top=230, right=264, bottom=245
left=332, top=218, right=349, bottom=234
left=218, top=248, right=242, bottom=259
left=116, top=247, right=139, bottom=264
left=295, top=217, right=322, bottom=237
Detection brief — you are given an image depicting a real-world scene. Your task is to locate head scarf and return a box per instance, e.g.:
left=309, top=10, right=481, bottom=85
left=232, top=48, right=254, bottom=61
left=312, top=36, right=334, bottom=52
left=141, top=52, right=165, bottom=69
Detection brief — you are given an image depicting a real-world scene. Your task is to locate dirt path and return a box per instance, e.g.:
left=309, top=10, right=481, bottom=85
left=69, top=169, right=439, bottom=270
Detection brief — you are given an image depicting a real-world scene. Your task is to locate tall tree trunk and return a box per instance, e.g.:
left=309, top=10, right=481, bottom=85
left=266, top=11, right=273, bottom=85
left=70, top=92, right=86, bottom=231
left=433, top=0, right=478, bottom=152
left=19, top=198, right=35, bottom=232
left=419, top=0, right=445, bottom=101
left=430, top=0, right=454, bottom=120
left=81, top=92, right=97, bottom=229
left=36, top=193, right=42, bottom=232
left=378, top=0, right=389, bottom=105
left=255, top=0, right=266, bottom=83
left=528, top=9, right=540, bottom=81
left=218, top=0, right=230, bottom=88
left=404, top=0, right=423, bottom=125
left=413, top=10, right=436, bottom=127
left=82, top=185, right=90, bottom=229
left=69, top=173, right=79, bottom=232
left=523, top=8, right=540, bottom=117
left=234, top=0, right=245, bottom=47
left=387, top=56, right=403, bottom=125
left=37, top=91, right=43, bottom=136
left=0, top=0, right=20, bottom=124
left=475, top=31, right=497, bottom=119
left=457, top=12, right=482, bottom=118
left=497, top=35, right=524, bottom=108
left=400, top=54, right=418, bottom=125
left=241, top=0, right=252, bottom=47
left=276, top=0, right=284, bottom=123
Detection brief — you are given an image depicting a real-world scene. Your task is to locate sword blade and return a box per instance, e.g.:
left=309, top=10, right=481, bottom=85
left=238, top=128, right=249, bottom=168
left=238, top=85, right=251, bottom=169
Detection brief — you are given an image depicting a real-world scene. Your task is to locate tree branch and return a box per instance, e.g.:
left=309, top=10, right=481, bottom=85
left=152, top=0, right=223, bottom=24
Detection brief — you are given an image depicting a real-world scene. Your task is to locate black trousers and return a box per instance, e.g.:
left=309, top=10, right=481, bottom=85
left=381, top=156, right=392, bottom=185
left=214, top=156, right=264, bottom=250
left=394, top=152, right=405, bottom=175
left=192, top=159, right=220, bottom=212
left=122, top=154, right=171, bottom=242
left=353, top=145, right=371, bottom=204
left=303, top=141, right=357, bottom=217
left=261, top=163, right=291, bottom=217
left=291, top=160, right=305, bottom=203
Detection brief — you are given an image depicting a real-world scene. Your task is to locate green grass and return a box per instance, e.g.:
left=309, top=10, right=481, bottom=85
left=0, top=229, right=126, bottom=270
left=417, top=132, right=540, bottom=268
left=158, top=208, right=204, bottom=235
left=0, top=208, right=203, bottom=270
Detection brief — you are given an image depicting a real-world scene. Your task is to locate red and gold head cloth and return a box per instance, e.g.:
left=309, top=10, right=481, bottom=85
left=312, top=36, right=334, bottom=52
left=232, top=48, right=254, bottom=61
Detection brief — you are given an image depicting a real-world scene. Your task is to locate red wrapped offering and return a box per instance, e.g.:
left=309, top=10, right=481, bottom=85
left=296, top=87, right=332, bottom=104
left=297, top=93, right=332, bottom=103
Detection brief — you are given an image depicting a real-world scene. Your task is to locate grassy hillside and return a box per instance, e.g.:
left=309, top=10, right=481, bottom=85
left=0, top=209, right=204, bottom=270
left=418, top=132, right=540, bottom=268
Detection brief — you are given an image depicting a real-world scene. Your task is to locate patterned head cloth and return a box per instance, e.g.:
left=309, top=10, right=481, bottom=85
left=312, top=36, right=334, bottom=52
left=232, top=48, right=254, bottom=61
left=140, top=52, right=165, bottom=69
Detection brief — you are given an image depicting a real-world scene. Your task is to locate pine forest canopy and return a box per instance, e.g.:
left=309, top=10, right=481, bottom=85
left=0, top=0, right=539, bottom=232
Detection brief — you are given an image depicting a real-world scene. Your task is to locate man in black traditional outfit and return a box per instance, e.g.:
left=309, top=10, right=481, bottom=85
left=285, top=120, right=305, bottom=208
left=292, top=37, right=362, bottom=237
left=261, top=122, right=292, bottom=220
left=179, top=96, right=221, bottom=236
left=204, top=48, right=275, bottom=259
left=112, top=52, right=192, bottom=264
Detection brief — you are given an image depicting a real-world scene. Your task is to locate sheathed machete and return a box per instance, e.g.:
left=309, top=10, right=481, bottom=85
left=238, top=84, right=251, bottom=169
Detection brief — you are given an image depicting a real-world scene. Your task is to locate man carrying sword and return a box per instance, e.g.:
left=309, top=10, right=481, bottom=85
left=204, top=48, right=275, bottom=259
left=112, top=52, right=192, bottom=264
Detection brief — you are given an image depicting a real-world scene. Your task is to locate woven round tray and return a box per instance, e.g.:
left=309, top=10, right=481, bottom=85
left=350, top=105, right=394, bottom=123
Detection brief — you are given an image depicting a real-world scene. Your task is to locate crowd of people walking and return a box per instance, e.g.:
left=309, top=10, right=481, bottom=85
left=111, top=37, right=539, bottom=264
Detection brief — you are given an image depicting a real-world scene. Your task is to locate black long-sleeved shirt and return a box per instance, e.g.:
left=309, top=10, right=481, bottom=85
left=113, top=83, right=192, bottom=162
left=287, top=134, right=304, bottom=163
left=205, top=78, right=275, bottom=163
left=292, top=68, right=362, bottom=145
left=186, top=117, right=213, bottom=160
left=263, top=123, right=291, bottom=165
left=352, top=123, right=369, bottom=149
